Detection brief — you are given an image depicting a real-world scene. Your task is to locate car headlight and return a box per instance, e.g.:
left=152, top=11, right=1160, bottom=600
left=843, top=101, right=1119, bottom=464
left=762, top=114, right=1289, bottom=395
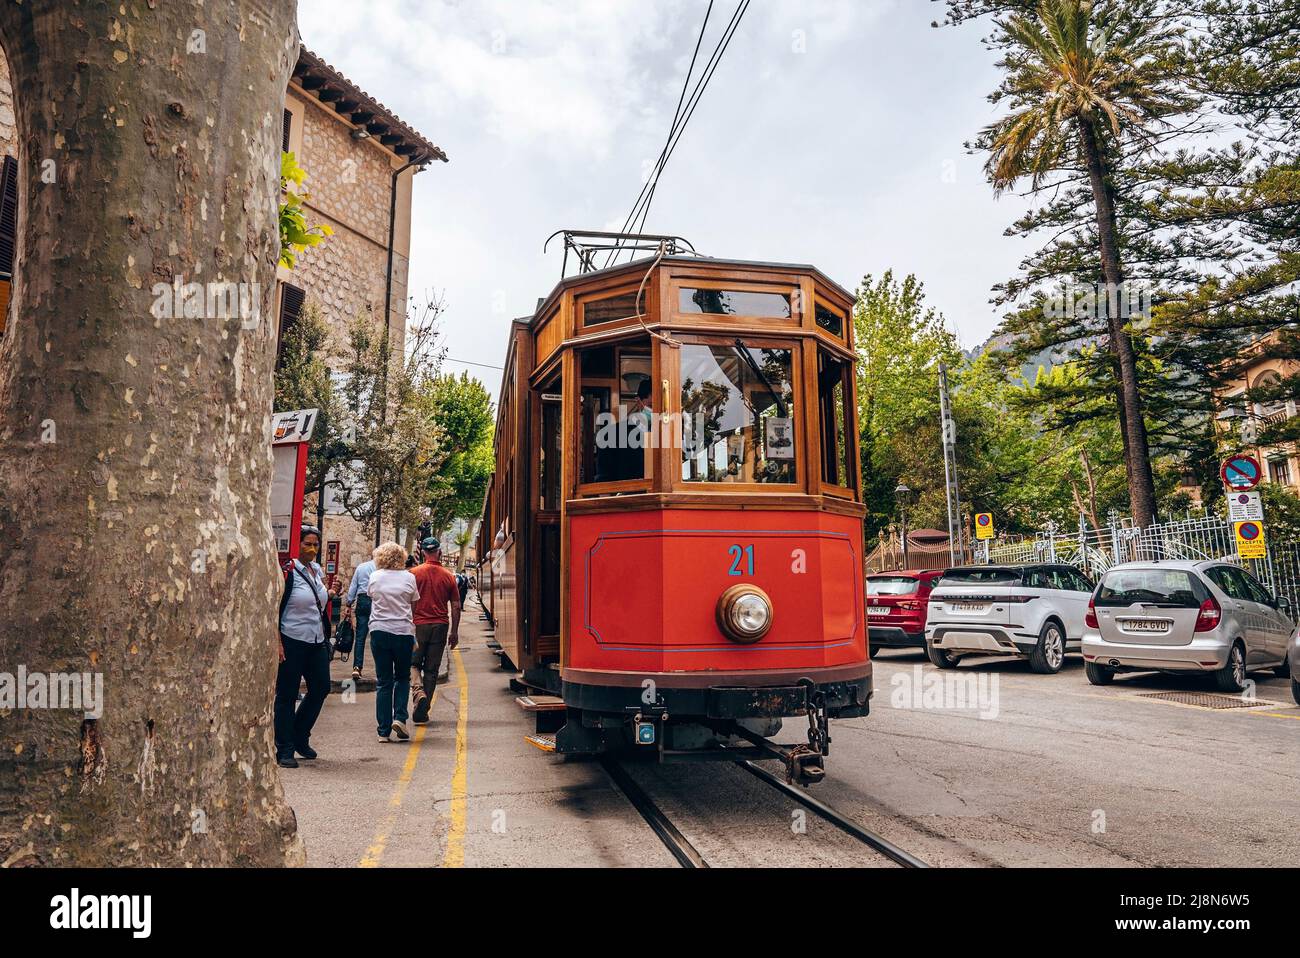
left=716, top=585, right=773, bottom=644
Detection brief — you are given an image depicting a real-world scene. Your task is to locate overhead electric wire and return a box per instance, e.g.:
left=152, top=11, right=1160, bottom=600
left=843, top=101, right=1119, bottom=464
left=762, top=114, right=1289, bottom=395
left=603, top=0, right=715, bottom=268
left=605, top=0, right=751, bottom=268
left=629, top=0, right=752, bottom=242
left=621, top=0, right=751, bottom=253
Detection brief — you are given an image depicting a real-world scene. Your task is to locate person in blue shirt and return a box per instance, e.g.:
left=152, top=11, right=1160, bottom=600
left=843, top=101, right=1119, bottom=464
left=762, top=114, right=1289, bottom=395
left=345, top=557, right=376, bottom=680
left=274, top=526, right=332, bottom=768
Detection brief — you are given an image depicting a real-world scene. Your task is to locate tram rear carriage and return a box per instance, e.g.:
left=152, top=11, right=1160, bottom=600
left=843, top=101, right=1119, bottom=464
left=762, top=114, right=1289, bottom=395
left=484, top=255, right=869, bottom=776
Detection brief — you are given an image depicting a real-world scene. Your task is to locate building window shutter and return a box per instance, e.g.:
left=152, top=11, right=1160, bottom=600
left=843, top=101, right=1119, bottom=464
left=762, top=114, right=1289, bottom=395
left=276, top=282, right=306, bottom=369
left=282, top=109, right=292, bottom=154
left=0, top=155, right=17, bottom=336
left=0, top=155, right=18, bottom=280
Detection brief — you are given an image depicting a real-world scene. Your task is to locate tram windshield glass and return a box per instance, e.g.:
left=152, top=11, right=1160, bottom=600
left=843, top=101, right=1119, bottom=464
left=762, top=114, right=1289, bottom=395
left=680, top=343, right=797, bottom=485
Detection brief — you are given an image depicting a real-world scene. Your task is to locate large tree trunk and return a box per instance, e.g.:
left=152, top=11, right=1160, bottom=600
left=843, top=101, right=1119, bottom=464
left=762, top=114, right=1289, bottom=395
left=1077, top=116, right=1158, bottom=528
left=0, top=1, right=303, bottom=866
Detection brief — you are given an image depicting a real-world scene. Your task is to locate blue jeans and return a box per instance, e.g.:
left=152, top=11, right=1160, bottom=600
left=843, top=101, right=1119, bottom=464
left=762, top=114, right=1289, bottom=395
left=352, top=594, right=371, bottom=669
left=371, top=629, right=414, bottom=735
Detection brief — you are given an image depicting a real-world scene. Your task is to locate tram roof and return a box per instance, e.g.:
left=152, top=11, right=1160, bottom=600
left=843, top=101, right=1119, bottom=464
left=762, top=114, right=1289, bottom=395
left=528, top=254, right=856, bottom=327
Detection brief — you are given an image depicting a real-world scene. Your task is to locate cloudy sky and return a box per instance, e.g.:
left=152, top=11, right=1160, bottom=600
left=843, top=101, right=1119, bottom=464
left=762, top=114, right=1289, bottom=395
left=302, top=0, right=1033, bottom=396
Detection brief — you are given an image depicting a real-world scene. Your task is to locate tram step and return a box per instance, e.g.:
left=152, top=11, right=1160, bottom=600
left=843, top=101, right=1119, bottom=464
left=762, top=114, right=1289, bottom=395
left=515, top=695, right=566, bottom=713
left=524, top=733, right=557, bottom=753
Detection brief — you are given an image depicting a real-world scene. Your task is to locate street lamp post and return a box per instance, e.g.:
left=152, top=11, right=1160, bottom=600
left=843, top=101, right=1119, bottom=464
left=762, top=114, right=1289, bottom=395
left=895, top=482, right=912, bottom=571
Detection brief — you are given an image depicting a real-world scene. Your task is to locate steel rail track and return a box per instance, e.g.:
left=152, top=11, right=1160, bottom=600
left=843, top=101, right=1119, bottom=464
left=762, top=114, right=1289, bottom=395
left=599, top=755, right=709, bottom=868
left=600, top=753, right=927, bottom=869
left=736, top=759, right=929, bottom=868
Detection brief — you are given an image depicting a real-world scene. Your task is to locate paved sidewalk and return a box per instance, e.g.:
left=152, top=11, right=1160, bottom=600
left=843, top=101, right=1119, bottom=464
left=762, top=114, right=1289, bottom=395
left=279, top=602, right=673, bottom=867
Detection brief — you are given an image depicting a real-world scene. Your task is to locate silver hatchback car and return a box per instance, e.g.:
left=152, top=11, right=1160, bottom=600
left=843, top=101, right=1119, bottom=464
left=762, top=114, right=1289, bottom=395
left=1082, top=560, right=1294, bottom=691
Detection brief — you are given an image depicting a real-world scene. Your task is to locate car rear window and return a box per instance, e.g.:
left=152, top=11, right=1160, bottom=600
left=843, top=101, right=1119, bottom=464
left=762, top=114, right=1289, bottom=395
left=1096, top=569, right=1201, bottom=608
left=938, top=568, right=1021, bottom=586
left=867, top=576, right=919, bottom=596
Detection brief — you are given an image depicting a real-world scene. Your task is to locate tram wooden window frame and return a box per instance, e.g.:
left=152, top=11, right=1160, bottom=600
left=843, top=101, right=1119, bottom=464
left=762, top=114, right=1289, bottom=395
left=669, top=278, right=802, bottom=330
left=812, top=294, right=848, bottom=343
left=576, top=283, right=647, bottom=333
left=816, top=346, right=858, bottom=500
left=671, top=332, right=805, bottom=494
left=573, top=333, right=657, bottom=499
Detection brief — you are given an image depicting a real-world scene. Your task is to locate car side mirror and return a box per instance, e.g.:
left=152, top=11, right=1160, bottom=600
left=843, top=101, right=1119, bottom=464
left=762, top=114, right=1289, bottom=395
left=1278, top=596, right=1292, bottom=615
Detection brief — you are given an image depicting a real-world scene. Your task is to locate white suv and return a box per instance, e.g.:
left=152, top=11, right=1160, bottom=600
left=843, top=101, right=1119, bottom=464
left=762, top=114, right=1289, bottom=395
left=924, top=564, right=1095, bottom=674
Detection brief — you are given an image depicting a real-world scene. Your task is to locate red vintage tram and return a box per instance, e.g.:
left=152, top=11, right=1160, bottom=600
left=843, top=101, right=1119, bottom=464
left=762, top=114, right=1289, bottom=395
left=478, top=234, right=868, bottom=780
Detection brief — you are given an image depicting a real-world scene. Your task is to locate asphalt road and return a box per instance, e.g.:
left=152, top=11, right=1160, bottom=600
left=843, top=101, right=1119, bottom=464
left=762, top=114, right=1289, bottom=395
left=280, top=606, right=1299, bottom=868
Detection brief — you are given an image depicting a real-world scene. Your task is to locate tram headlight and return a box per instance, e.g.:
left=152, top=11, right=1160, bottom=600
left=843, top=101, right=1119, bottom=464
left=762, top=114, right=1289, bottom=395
left=715, top=585, right=773, bottom=644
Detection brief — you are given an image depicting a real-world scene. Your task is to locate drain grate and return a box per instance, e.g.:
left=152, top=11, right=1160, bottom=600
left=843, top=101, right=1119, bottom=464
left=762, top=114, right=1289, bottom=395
left=1138, top=691, right=1284, bottom=710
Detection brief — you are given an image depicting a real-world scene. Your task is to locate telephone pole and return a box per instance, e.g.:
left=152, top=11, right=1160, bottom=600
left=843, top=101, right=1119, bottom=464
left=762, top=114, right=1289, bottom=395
left=938, top=362, right=965, bottom=566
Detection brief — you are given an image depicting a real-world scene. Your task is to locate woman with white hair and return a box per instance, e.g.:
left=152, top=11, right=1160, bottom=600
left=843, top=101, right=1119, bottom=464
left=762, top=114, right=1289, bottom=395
left=367, top=541, right=420, bottom=742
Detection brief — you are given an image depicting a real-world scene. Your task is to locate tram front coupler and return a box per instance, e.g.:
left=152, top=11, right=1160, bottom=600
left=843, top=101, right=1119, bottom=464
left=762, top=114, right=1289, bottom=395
left=789, top=678, right=830, bottom=785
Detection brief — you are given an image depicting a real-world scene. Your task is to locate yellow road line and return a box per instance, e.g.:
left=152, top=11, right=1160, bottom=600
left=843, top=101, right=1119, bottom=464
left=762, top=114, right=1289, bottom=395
left=441, top=648, right=470, bottom=868
left=358, top=693, right=434, bottom=868
left=1246, top=709, right=1300, bottom=722
left=1072, top=688, right=1300, bottom=721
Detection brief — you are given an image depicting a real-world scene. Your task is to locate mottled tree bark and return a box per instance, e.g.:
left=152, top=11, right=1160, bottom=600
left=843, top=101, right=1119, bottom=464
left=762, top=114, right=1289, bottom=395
left=0, top=1, right=302, bottom=866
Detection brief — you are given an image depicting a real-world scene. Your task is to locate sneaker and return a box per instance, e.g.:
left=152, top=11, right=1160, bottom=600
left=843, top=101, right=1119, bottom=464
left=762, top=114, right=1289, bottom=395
left=294, top=742, right=317, bottom=760
left=351, top=667, right=362, bottom=681
left=437, top=669, right=449, bottom=683
left=391, top=720, right=409, bottom=741
left=412, top=692, right=430, bottom=725
left=377, top=730, right=391, bottom=743
left=277, top=753, right=299, bottom=768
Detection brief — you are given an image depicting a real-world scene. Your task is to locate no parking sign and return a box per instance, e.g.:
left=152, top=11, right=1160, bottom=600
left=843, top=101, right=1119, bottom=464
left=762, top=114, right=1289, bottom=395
left=1234, top=520, right=1267, bottom=559
left=975, top=513, right=994, bottom=540
left=1220, top=454, right=1262, bottom=491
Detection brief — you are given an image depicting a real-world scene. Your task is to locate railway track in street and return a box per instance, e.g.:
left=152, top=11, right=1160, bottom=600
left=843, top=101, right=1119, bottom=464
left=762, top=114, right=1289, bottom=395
left=599, top=754, right=929, bottom=869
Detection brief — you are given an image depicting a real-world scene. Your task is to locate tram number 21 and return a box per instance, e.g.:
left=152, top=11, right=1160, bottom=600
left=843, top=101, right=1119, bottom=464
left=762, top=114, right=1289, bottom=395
left=727, top=544, right=755, bottom=576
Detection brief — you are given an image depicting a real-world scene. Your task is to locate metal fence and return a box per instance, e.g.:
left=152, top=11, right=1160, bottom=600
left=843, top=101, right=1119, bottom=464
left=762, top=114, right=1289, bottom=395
left=985, top=514, right=1300, bottom=609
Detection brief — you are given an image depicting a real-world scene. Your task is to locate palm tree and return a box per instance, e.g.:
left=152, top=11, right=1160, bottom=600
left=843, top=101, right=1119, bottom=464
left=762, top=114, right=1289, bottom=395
left=981, top=0, right=1190, bottom=527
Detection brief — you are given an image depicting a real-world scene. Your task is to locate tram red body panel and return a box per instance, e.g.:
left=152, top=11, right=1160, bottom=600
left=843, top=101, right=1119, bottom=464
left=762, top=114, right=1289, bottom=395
left=568, top=508, right=865, bottom=677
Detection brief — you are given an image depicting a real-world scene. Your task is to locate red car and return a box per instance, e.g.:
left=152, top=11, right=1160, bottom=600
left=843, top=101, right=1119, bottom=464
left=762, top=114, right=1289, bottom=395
left=867, top=570, right=944, bottom=657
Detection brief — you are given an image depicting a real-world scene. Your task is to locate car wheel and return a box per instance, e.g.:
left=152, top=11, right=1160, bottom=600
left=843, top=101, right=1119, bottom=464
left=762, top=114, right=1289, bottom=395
left=1214, top=643, right=1247, bottom=693
left=1292, top=677, right=1300, bottom=707
left=1028, top=621, right=1065, bottom=674
left=1084, top=661, right=1115, bottom=685
left=1273, top=652, right=1289, bottom=679
left=869, top=644, right=880, bottom=659
left=926, top=641, right=958, bottom=670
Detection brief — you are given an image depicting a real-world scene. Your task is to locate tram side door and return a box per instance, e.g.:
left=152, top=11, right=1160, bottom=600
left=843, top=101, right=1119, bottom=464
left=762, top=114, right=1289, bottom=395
left=530, top=385, right=563, bottom=663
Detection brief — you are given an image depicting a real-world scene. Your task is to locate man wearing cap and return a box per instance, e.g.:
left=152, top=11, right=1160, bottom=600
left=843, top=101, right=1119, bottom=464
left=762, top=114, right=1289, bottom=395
left=410, top=536, right=461, bottom=725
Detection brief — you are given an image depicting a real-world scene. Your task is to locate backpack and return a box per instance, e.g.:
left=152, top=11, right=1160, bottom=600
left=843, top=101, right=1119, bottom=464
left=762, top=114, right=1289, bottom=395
left=456, top=572, right=469, bottom=605
left=279, top=560, right=333, bottom=646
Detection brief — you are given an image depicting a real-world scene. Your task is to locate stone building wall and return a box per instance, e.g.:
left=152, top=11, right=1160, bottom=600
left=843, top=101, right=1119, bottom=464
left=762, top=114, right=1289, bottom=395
left=290, top=89, right=411, bottom=340
left=0, top=50, right=15, bottom=157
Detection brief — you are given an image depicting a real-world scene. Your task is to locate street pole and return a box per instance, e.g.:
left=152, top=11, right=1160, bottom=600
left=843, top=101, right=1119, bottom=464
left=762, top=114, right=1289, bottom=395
left=938, top=362, right=965, bottom=565
left=895, top=482, right=912, bottom=571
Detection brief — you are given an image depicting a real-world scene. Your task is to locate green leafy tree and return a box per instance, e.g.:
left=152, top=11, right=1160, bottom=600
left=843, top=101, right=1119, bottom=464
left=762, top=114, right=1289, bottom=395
left=335, top=301, right=448, bottom=545
left=853, top=271, right=963, bottom=537
left=422, top=372, right=495, bottom=537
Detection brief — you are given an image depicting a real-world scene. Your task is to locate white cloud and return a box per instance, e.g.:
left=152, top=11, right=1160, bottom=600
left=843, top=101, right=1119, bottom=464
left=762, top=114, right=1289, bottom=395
left=296, top=1, right=1033, bottom=398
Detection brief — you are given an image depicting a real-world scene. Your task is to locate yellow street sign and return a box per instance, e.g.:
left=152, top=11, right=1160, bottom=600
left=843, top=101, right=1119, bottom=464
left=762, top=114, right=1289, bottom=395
left=1234, top=520, right=1267, bottom=559
left=975, top=513, right=994, bottom=540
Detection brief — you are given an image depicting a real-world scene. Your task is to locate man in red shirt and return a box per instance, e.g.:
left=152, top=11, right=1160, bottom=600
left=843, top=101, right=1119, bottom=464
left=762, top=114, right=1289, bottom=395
left=410, top=537, right=461, bottom=725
